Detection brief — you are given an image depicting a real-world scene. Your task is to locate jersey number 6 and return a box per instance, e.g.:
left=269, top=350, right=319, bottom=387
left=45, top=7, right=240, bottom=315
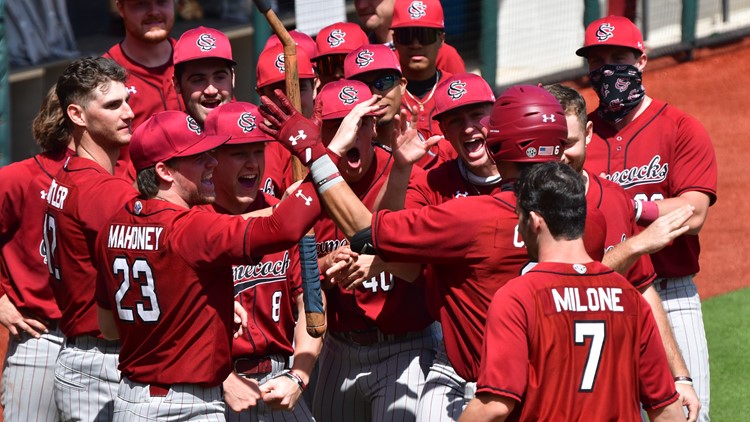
left=112, top=257, right=161, bottom=323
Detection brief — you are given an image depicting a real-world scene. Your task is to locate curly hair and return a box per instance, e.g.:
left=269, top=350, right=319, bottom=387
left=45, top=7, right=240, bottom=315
left=31, top=85, right=71, bottom=153
left=55, top=57, right=127, bottom=127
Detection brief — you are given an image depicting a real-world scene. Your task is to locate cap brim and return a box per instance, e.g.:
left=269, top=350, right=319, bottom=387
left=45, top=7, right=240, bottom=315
left=575, top=44, right=643, bottom=57
left=323, top=110, right=379, bottom=120
left=433, top=100, right=494, bottom=121
left=225, top=134, right=273, bottom=145
left=176, top=134, right=231, bottom=158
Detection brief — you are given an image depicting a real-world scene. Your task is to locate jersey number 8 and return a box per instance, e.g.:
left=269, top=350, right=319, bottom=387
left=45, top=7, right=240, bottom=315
left=112, top=257, right=161, bottom=323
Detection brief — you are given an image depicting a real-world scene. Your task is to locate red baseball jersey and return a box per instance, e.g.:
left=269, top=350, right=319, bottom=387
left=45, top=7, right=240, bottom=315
left=208, top=193, right=301, bottom=359
left=0, top=150, right=73, bottom=319
left=405, top=159, right=497, bottom=208
left=586, top=100, right=718, bottom=277
left=261, top=142, right=295, bottom=199
left=44, top=156, right=139, bottom=337
left=476, top=261, right=679, bottom=421
left=400, top=71, right=453, bottom=138
left=95, top=180, right=321, bottom=386
left=371, top=190, right=607, bottom=381
left=435, top=42, right=466, bottom=75
left=587, top=171, right=655, bottom=289
left=104, top=38, right=184, bottom=182
left=315, top=147, right=434, bottom=334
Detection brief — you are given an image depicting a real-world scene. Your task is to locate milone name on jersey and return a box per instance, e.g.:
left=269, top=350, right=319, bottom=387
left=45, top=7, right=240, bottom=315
left=606, top=155, right=668, bottom=189
left=551, top=287, right=624, bottom=313
left=107, top=225, right=164, bottom=251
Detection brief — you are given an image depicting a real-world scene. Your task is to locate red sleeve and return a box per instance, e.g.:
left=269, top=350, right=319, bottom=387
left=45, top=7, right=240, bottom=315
left=637, top=295, right=680, bottom=410
left=671, top=111, right=717, bottom=205
left=372, top=196, right=499, bottom=263
left=404, top=166, right=438, bottom=209
left=0, top=161, right=28, bottom=240
left=94, top=229, right=112, bottom=310
left=475, top=278, right=528, bottom=402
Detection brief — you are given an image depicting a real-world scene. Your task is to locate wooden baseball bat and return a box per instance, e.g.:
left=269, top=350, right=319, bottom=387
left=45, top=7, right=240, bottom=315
left=252, top=0, right=326, bottom=338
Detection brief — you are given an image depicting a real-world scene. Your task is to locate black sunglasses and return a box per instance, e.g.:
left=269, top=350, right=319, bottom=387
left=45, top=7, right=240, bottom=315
left=393, top=27, right=442, bottom=45
left=366, top=74, right=399, bottom=92
left=315, top=54, right=346, bottom=76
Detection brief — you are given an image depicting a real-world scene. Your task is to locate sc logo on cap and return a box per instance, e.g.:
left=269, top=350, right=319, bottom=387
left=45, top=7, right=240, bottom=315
left=408, top=1, right=427, bottom=20
left=338, top=86, right=359, bottom=105
left=187, top=116, right=202, bottom=135
left=238, top=112, right=257, bottom=133
left=327, top=29, right=346, bottom=48
left=196, top=33, right=217, bottom=52
left=355, top=50, right=374, bottom=68
left=447, top=80, right=467, bottom=100
left=275, top=53, right=286, bottom=73
left=596, top=23, right=615, bottom=42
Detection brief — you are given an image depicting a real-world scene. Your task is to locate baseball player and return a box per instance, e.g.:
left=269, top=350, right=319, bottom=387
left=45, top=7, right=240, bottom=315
left=546, top=82, right=700, bottom=420
left=258, top=84, right=608, bottom=421
left=459, top=161, right=686, bottom=422
left=345, top=44, right=457, bottom=170
left=576, top=16, right=717, bottom=421
left=202, top=102, right=322, bottom=420
left=172, top=26, right=235, bottom=126
left=93, top=110, right=322, bottom=421
left=264, top=30, right=319, bottom=64
left=354, top=0, right=466, bottom=75
left=306, top=79, right=437, bottom=422
left=390, top=0, right=455, bottom=137
left=0, top=86, right=71, bottom=421
left=314, top=22, right=368, bottom=89
left=105, top=0, right=184, bottom=181
left=255, top=42, right=318, bottom=199
left=43, top=57, right=140, bottom=421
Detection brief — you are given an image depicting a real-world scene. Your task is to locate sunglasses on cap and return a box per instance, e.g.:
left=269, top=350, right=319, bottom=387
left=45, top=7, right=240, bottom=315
left=393, top=28, right=442, bottom=45
left=315, top=54, right=346, bottom=76
left=365, top=74, right=399, bottom=92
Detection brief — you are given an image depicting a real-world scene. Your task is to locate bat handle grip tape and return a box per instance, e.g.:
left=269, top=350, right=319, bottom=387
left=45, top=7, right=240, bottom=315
left=252, top=0, right=272, bottom=13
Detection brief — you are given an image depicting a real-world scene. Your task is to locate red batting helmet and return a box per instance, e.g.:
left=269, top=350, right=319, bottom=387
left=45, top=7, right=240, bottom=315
left=482, top=85, right=566, bottom=163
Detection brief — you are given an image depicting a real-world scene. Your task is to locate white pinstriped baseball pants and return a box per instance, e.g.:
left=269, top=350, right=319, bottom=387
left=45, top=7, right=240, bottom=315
left=2, top=327, right=64, bottom=422
left=655, top=275, right=710, bottom=422
left=54, top=335, right=120, bottom=422
left=416, top=340, right=467, bottom=422
left=114, top=377, right=225, bottom=421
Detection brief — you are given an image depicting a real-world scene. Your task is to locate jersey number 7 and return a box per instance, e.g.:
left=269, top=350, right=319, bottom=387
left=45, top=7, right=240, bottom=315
left=574, top=320, right=606, bottom=392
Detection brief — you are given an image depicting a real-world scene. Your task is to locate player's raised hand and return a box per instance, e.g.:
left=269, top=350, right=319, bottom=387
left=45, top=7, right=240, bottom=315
left=259, top=89, right=326, bottom=165
left=0, top=294, right=48, bottom=339
left=259, top=373, right=303, bottom=411
left=327, top=95, right=386, bottom=157
left=391, top=107, right=442, bottom=169
left=223, top=371, right=263, bottom=412
left=632, top=204, right=694, bottom=255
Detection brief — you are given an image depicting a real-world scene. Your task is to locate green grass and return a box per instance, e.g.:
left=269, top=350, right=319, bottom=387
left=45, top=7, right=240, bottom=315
left=704, top=287, right=750, bottom=421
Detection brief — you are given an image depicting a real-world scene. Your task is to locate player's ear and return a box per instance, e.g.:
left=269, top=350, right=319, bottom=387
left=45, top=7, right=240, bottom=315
left=585, top=121, right=593, bottom=147
left=635, top=52, right=648, bottom=71
left=67, top=104, right=86, bottom=128
left=529, top=211, right=545, bottom=233
left=154, top=162, right=176, bottom=185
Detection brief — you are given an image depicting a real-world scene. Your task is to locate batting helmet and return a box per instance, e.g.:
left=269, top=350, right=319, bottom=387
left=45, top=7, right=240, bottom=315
left=483, top=85, right=566, bottom=163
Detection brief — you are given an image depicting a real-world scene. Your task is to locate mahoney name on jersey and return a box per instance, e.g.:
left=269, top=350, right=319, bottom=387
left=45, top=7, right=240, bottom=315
left=107, top=225, right=165, bottom=251
left=551, top=287, right=625, bottom=313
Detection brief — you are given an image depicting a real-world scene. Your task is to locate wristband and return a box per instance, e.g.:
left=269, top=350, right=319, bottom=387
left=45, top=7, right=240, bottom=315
left=639, top=201, right=659, bottom=224
left=310, top=155, right=344, bottom=193
left=633, top=199, right=643, bottom=222
left=674, top=376, right=693, bottom=386
left=284, top=370, right=307, bottom=392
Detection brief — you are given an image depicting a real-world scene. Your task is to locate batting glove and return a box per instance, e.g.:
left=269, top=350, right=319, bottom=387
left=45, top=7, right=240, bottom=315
left=259, top=90, right=326, bottom=166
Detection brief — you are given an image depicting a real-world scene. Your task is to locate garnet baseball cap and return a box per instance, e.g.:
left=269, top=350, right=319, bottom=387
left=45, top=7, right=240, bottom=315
left=576, top=15, right=645, bottom=57
left=318, top=79, right=378, bottom=120
left=174, top=26, right=236, bottom=66
left=344, top=44, right=402, bottom=79
left=391, top=0, right=445, bottom=29
left=432, top=73, right=496, bottom=120
left=315, top=22, right=368, bottom=59
left=204, top=102, right=273, bottom=145
left=256, top=44, right=316, bottom=89
left=130, top=111, right=230, bottom=171
left=264, top=30, right=319, bottom=62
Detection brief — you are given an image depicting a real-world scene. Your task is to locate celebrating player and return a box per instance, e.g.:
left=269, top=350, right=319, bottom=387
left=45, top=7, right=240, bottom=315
left=203, top=102, right=322, bottom=420
left=0, top=86, right=72, bottom=421
left=576, top=16, right=717, bottom=420
left=258, top=84, right=607, bottom=420
left=345, top=44, right=456, bottom=169
left=43, top=57, right=139, bottom=421
left=309, top=79, right=437, bottom=422
left=314, top=22, right=368, bottom=89
left=459, top=161, right=686, bottom=422
left=94, top=110, right=322, bottom=421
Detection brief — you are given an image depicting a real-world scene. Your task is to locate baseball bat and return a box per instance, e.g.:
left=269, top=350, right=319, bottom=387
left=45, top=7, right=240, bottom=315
left=252, top=0, right=326, bottom=338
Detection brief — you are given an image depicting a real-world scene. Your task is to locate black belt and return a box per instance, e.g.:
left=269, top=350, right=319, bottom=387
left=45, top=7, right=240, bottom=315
left=334, top=328, right=421, bottom=346
left=234, top=357, right=274, bottom=375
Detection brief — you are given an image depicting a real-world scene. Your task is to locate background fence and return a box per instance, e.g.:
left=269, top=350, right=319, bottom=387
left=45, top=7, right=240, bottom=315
left=2, top=0, right=750, bottom=165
